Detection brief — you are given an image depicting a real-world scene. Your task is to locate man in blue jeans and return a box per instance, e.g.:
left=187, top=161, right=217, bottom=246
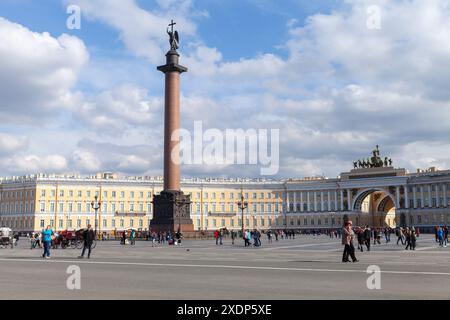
left=42, top=225, right=53, bottom=259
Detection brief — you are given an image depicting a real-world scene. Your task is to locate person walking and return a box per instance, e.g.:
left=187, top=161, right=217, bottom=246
left=231, top=230, right=236, bottom=245
left=404, top=227, right=412, bottom=250
left=437, top=226, right=444, bottom=247
left=364, top=225, right=371, bottom=251
left=410, top=227, right=417, bottom=250
left=41, top=225, right=53, bottom=259
left=78, top=224, right=95, bottom=259
left=214, top=229, right=219, bottom=245
left=396, top=227, right=404, bottom=245
left=130, top=229, right=136, bottom=245
left=443, top=226, right=448, bottom=248
left=219, top=229, right=223, bottom=245
left=342, top=221, right=358, bottom=263
left=357, top=227, right=365, bottom=252
left=175, top=229, right=182, bottom=246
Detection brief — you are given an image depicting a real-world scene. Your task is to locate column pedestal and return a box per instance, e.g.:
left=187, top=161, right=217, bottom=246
left=151, top=190, right=194, bottom=234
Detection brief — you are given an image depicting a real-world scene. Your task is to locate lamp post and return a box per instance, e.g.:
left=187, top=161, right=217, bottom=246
left=236, top=189, right=248, bottom=236
left=91, top=195, right=101, bottom=238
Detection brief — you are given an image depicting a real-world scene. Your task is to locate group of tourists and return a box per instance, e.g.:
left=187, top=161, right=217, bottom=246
left=36, top=225, right=95, bottom=259
left=395, top=227, right=418, bottom=250
left=435, top=226, right=449, bottom=247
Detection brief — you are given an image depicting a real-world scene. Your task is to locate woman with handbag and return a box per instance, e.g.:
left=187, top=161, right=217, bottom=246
left=42, top=225, right=54, bottom=259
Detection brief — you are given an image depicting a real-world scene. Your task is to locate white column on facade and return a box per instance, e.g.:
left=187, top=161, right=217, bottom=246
left=420, top=186, right=424, bottom=208
left=313, top=191, right=318, bottom=212
left=428, top=185, right=432, bottom=208
left=395, top=186, right=400, bottom=208
left=334, top=190, right=338, bottom=211
left=413, top=186, right=417, bottom=209
left=293, top=191, right=297, bottom=212
left=347, top=189, right=352, bottom=211
left=340, top=190, right=344, bottom=211
left=404, top=185, right=409, bottom=209
left=300, top=192, right=304, bottom=212
left=327, top=190, right=331, bottom=211
left=442, top=183, right=448, bottom=208
left=320, top=191, right=324, bottom=212
left=307, top=192, right=311, bottom=212
left=286, top=191, right=290, bottom=213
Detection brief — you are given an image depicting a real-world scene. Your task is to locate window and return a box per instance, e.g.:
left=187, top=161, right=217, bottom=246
left=77, top=203, right=81, bottom=212
left=67, top=220, right=72, bottom=228
left=103, top=219, right=107, bottom=228
left=86, top=203, right=90, bottom=213
left=87, top=191, right=91, bottom=198
left=68, top=203, right=73, bottom=212
left=51, top=190, right=55, bottom=197
left=103, top=191, right=107, bottom=198
left=230, top=204, right=234, bottom=212
left=120, top=219, right=124, bottom=227
left=69, top=190, right=73, bottom=197
left=112, top=219, right=116, bottom=228
left=77, top=219, right=81, bottom=228
left=40, top=220, right=45, bottom=228
left=120, top=191, right=125, bottom=198
left=78, top=191, right=82, bottom=197
left=130, top=191, right=135, bottom=198
left=238, top=219, right=242, bottom=226
left=41, top=190, right=46, bottom=197
left=268, top=193, right=272, bottom=199
left=86, top=219, right=90, bottom=227
left=147, top=203, right=151, bottom=213
left=230, top=219, right=234, bottom=227
left=139, top=219, right=143, bottom=227
left=212, top=219, right=217, bottom=227
left=59, top=190, right=64, bottom=197
left=50, top=220, right=54, bottom=227
left=139, top=203, right=144, bottom=212
left=112, top=191, right=116, bottom=198
left=40, top=202, right=45, bottom=212
left=253, top=193, right=257, bottom=199
left=139, top=192, right=144, bottom=198
left=147, top=192, right=152, bottom=198
left=130, top=203, right=134, bottom=212
left=112, top=203, right=116, bottom=213
left=245, top=219, right=249, bottom=227
left=221, top=193, right=225, bottom=199
left=221, top=219, right=225, bottom=227
left=59, top=203, right=64, bottom=213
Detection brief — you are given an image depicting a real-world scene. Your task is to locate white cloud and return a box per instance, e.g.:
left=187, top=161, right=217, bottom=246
left=64, top=0, right=197, bottom=64
left=0, top=17, right=88, bottom=122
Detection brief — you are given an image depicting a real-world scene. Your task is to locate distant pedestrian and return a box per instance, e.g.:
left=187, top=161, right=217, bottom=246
left=405, top=227, right=412, bottom=250
left=231, top=230, right=236, bottom=245
left=364, top=226, right=371, bottom=251
left=396, top=228, right=404, bottom=245
left=78, top=224, right=95, bottom=259
left=342, top=221, right=358, bottom=263
left=214, top=229, right=219, bottom=245
left=41, top=226, right=53, bottom=259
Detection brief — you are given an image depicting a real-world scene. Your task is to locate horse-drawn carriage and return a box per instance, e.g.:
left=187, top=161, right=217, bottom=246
left=0, top=227, right=14, bottom=248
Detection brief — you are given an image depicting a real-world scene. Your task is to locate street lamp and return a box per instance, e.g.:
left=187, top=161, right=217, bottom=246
left=236, top=189, right=248, bottom=236
left=91, top=195, right=101, bottom=238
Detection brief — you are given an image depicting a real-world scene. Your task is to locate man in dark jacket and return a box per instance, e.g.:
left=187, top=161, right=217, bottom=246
left=79, top=225, right=95, bottom=259
left=364, top=226, right=371, bottom=251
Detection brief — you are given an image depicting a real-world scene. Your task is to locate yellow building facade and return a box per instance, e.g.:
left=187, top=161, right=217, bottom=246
left=1, top=166, right=449, bottom=234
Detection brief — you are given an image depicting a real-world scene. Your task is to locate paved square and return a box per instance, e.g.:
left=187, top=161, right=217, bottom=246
left=0, top=234, right=449, bottom=299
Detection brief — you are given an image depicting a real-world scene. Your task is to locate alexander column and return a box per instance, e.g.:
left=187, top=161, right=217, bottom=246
left=151, top=20, right=194, bottom=234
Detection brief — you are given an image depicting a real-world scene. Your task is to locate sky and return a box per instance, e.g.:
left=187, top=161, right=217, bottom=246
left=0, top=0, right=450, bottom=179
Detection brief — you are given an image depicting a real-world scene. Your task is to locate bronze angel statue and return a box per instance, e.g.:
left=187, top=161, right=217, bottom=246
left=167, top=20, right=179, bottom=50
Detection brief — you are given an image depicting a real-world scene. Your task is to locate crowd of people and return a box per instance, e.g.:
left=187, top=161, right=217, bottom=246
left=5, top=222, right=450, bottom=263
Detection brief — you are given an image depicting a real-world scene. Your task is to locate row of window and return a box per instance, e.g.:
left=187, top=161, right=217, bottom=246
left=39, top=189, right=153, bottom=199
